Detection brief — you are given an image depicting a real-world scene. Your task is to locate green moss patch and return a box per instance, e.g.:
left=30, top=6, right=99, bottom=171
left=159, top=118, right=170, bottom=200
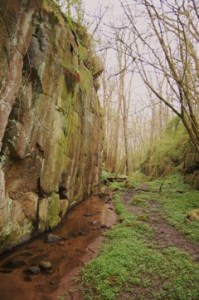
left=48, top=193, right=60, bottom=229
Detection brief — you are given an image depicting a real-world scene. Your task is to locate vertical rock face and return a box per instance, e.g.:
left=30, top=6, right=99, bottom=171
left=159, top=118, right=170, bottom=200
left=0, top=0, right=103, bottom=252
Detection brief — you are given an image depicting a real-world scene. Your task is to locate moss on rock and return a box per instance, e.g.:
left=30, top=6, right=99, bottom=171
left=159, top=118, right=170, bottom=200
left=0, top=0, right=103, bottom=252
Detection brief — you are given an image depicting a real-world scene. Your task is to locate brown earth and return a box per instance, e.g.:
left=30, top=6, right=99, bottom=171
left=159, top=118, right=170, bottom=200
left=0, top=195, right=116, bottom=300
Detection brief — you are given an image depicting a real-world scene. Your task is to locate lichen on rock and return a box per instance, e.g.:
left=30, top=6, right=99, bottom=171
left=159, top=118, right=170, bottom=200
left=0, top=0, right=103, bottom=253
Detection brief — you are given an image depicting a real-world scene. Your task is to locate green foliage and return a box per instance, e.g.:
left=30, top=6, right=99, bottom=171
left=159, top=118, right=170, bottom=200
left=165, top=115, right=181, bottom=132
left=81, top=190, right=199, bottom=300
left=141, top=117, right=189, bottom=177
left=73, top=24, right=92, bottom=48
left=113, top=193, right=127, bottom=216
left=48, top=193, right=60, bottom=229
left=131, top=196, right=149, bottom=207
left=100, top=170, right=127, bottom=192
left=139, top=174, right=199, bottom=243
left=100, top=169, right=112, bottom=183
left=109, top=181, right=126, bottom=191
left=130, top=171, right=150, bottom=184
left=81, top=194, right=153, bottom=300
left=55, top=0, right=84, bottom=22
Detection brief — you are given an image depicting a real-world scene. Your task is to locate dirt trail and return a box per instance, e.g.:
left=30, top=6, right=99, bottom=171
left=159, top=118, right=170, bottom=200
left=0, top=195, right=116, bottom=300
left=123, top=189, right=199, bottom=262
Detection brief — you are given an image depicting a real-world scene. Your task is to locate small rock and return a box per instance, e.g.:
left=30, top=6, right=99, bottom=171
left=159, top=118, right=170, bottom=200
left=58, top=241, right=65, bottom=246
left=46, top=234, right=61, bottom=243
left=79, top=231, right=87, bottom=236
left=49, top=280, right=57, bottom=285
left=109, top=207, right=114, bottom=210
left=84, top=212, right=93, bottom=217
left=39, top=261, right=52, bottom=270
left=27, top=266, right=41, bottom=274
left=91, top=220, right=97, bottom=226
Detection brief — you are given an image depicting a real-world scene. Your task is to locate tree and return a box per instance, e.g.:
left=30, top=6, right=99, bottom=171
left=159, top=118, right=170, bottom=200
left=100, top=21, right=170, bottom=174
left=119, top=0, right=199, bottom=152
left=100, top=50, right=117, bottom=171
left=56, top=0, right=84, bottom=22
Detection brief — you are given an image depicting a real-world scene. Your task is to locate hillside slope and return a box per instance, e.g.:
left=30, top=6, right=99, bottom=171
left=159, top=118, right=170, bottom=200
left=141, top=118, right=199, bottom=189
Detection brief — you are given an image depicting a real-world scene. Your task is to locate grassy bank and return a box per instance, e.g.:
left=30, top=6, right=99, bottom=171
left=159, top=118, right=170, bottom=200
left=81, top=174, right=199, bottom=300
left=140, top=174, right=199, bottom=243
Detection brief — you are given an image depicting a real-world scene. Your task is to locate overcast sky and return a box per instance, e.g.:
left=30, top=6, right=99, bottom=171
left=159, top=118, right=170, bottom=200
left=81, top=0, right=149, bottom=115
left=82, top=0, right=121, bottom=15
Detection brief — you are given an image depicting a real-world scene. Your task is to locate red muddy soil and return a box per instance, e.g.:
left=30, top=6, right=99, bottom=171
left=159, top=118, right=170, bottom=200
left=0, top=195, right=116, bottom=300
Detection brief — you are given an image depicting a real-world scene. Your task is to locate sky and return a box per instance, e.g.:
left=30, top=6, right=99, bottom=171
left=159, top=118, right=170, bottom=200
left=82, top=0, right=123, bottom=41
left=82, top=0, right=121, bottom=17
left=81, top=0, right=149, bottom=115
left=82, top=0, right=155, bottom=116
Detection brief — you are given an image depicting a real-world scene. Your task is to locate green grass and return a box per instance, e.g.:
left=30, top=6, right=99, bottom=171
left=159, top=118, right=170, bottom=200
left=129, top=170, right=150, bottom=184
left=131, top=195, right=150, bottom=207
left=141, top=117, right=189, bottom=177
left=81, top=179, right=199, bottom=300
left=108, top=181, right=126, bottom=191
left=100, top=169, right=111, bottom=183
left=136, top=173, right=199, bottom=243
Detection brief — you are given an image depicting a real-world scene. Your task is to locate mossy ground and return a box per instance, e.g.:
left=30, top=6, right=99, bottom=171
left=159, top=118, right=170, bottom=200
left=141, top=117, right=189, bottom=177
left=145, top=174, right=199, bottom=243
left=81, top=173, right=199, bottom=300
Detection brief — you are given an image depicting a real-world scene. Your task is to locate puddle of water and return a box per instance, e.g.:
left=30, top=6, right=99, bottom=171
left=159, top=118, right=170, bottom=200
left=0, top=195, right=116, bottom=300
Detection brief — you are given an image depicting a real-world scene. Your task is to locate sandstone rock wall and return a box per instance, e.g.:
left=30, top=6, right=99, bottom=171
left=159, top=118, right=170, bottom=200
left=0, top=0, right=103, bottom=252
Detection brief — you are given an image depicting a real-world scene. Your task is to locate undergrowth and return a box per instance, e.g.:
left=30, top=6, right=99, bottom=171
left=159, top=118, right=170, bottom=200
left=141, top=117, right=189, bottom=177
left=144, top=174, right=199, bottom=243
left=81, top=175, right=199, bottom=300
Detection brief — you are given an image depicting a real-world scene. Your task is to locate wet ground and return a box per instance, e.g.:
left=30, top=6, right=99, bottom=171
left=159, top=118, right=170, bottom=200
left=0, top=195, right=116, bottom=300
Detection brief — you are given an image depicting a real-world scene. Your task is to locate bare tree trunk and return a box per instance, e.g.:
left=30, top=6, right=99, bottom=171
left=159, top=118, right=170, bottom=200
left=112, top=75, right=122, bottom=173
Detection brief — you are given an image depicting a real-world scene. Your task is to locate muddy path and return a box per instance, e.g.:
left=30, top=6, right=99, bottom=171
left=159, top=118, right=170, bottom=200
left=0, top=195, right=116, bottom=300
left=123, top=189, right=199, bottom=262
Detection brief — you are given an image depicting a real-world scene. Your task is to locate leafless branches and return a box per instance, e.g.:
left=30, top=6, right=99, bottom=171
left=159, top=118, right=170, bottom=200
left=118, top=0, right=199, bottom=151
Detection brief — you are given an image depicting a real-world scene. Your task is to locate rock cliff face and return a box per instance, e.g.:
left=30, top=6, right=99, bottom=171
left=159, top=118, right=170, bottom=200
left=0, top=0, right=103, bottom=252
